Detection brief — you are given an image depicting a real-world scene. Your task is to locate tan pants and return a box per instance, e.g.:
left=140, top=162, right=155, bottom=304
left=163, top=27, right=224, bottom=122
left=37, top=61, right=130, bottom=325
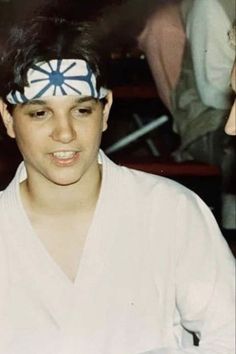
left=138, top=3, right=186, bottom=111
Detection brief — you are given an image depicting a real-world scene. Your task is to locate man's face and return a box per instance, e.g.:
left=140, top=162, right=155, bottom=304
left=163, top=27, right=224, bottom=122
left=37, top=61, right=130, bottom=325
left=2, top=94, right=112, bottom=186
left=225, top=63, right=236, bottom=136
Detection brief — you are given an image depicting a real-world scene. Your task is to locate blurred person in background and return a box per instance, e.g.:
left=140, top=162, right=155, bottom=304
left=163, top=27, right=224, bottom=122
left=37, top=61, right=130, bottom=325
left=225, top=22, right=236, bottom=136
left=138, top=0, right=185, bottom=111
left=100, top=0, right=236, bottom=230
left=170, top=0, right=236, bottom=230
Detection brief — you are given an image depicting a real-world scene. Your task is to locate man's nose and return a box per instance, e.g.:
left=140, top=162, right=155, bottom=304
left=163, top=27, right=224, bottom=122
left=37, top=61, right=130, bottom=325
left=50, top=115, right=77, bottom=143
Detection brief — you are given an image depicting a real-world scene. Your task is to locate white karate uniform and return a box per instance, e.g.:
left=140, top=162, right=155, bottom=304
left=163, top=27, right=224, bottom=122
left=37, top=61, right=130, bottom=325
left=0, top=151, right=235, bottom=354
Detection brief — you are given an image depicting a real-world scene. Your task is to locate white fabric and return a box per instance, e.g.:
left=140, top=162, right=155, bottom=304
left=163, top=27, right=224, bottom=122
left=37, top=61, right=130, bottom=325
left=0, top=151, right=235, bottom=354
left=6, top=59, right=108, bottom=104
left=186, top=0, right=235, bottom=110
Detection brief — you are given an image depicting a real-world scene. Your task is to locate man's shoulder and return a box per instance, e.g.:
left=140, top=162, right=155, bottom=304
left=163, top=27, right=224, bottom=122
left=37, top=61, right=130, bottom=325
left=105, top=153, right=201, bottom=208
left=117, top=164, right=196, bottom=202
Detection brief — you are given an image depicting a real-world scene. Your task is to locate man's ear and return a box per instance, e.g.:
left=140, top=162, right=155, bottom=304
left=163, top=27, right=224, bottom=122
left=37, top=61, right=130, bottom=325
left=0, top=99, right=15, bottom=138
left=102, top=90, right=113, bottom=132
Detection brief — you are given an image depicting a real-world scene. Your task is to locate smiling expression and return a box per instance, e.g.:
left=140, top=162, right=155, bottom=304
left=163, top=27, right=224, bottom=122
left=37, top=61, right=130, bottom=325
left=3, top=94, right=112, bottom=187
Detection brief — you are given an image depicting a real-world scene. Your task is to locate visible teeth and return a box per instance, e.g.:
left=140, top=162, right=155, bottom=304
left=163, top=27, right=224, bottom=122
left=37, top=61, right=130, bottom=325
left=53, top=151, right=76, bottom=159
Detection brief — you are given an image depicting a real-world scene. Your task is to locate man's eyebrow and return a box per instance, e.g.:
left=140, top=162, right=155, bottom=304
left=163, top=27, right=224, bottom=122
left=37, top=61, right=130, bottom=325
left=73, top=96, right=97, bottom=104
left=21, top=96, right=97, bottom=107
left=21, top=99, right=47, bottom=107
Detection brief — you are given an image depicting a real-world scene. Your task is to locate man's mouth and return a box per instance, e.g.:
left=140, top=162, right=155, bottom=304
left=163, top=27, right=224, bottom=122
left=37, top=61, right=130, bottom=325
left=50, top=150, right=80, bottom=166
left=52, top=151, right=77, bottom=159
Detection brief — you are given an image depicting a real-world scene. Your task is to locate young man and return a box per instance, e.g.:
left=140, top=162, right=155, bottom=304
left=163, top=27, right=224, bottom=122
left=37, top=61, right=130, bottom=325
left=0, top=17, right=235, bottom=354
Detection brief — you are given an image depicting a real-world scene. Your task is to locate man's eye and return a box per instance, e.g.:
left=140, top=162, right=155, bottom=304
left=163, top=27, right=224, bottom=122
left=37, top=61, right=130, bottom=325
left=72, top=107, right=93, bottom=117
left=28, top=110, right=48, bottom=118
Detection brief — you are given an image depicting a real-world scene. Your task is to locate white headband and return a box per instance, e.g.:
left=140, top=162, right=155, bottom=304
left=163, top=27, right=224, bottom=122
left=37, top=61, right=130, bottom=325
left=6, top=59, right=108, bottom=104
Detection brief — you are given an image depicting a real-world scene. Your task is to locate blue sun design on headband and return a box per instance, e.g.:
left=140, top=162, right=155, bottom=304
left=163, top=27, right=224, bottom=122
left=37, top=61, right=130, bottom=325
left=7, top=59, right=101, bottom=104
left=30, top=59, right=96, bottom=98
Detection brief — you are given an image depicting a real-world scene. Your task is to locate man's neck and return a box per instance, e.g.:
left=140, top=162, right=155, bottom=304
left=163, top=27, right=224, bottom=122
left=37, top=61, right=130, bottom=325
left=20, top=164, right=102, bottom=217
